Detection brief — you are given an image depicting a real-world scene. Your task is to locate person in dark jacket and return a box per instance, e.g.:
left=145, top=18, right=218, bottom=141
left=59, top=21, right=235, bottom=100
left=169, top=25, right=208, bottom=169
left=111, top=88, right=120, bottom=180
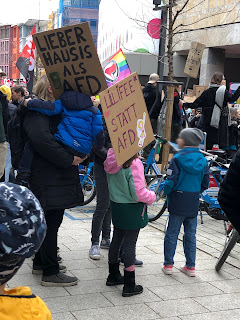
left=11, top=85, right=25, bottom=108
left=171, top=85, right=184, bottom=142
left=0, top=85, right=17, bottom=182
left=191, top=72, right=240, bottom=150
left=23, top=76, right=86, bottom=287
left=163, top=128, right=209, bottom=277
left=142, top=73, right=162, bottom=133
left=224, top=107, right=239, bottom=158
left=0, top=89, right=9, bottom=180
left=218, top=150, right=240, bottom=233
left=16, top=80, right=104, bottom=186
left=189, top=109, right=202, bottom=128
left=89, top=104, right=112, bottom=260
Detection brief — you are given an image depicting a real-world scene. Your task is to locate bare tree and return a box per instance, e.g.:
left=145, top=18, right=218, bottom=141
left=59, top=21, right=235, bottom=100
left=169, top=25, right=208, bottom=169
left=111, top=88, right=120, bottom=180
left=114, top=0, right=238, bottom=80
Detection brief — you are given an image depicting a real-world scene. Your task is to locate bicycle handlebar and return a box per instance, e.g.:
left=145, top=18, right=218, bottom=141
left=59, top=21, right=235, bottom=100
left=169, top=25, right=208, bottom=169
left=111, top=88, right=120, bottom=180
left=154, top=134, right=168, bottom=144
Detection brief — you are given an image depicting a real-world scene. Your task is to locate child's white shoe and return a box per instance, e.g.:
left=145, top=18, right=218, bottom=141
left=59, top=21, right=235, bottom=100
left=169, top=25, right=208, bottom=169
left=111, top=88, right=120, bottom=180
left=162, top=265, right=173, bottom=275
left=180, top=266, right=196, bottom=277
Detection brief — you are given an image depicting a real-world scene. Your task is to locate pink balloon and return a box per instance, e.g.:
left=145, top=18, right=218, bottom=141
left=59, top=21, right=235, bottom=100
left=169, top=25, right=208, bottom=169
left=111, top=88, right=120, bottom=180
left=147, top=18, right=161, bottom=39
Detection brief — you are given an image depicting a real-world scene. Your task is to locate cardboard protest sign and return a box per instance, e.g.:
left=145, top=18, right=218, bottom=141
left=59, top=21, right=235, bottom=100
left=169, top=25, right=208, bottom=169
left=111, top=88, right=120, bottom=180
left=99, top=72, right=154, bottom=166
left=33, top=22, right=107, bottom=99
left=184, top=42, right=205, bottom=79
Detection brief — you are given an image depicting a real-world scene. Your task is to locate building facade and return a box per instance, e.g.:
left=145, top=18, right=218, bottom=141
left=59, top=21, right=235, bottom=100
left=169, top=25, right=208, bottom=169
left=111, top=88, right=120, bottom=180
left=12, top=25, right=20, bottom=80
left=0, top=25, right=13, bottom=78
left=59, top=0, right=100, bottom=46
left=172, top=0, right=240, bottom=86
left=48, top=11, right=59, bottom=30
left=97, top=0, right=240, bottom=87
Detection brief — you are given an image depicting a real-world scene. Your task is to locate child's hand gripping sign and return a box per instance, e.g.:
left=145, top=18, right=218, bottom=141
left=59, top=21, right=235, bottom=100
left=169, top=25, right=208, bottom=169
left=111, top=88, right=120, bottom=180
left=100, top=72, right=154, bottom=166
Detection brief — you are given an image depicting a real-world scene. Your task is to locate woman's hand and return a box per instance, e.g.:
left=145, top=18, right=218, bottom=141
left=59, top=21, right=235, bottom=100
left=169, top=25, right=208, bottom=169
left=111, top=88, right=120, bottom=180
left=72, top=156, right=88, bottom=166
left=24, top=98, right=31, bottom=107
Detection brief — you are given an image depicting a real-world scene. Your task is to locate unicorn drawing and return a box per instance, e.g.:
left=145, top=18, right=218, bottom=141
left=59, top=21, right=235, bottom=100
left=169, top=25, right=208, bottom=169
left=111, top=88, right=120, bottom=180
left=137, top=112, right=147, bottom=148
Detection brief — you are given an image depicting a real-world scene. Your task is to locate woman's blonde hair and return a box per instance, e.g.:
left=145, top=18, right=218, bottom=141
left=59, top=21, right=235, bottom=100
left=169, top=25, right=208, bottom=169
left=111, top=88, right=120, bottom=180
left=33, top=74, right=53, bottom=101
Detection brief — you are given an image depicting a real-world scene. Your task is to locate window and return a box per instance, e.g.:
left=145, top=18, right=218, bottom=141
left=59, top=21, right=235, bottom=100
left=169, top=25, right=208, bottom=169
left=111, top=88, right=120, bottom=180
left=0, top=29, right=5, bottom=39
left=90, top=20, right=97, bottom=31
left=0, top=42, right=3, bottom=51
left=5, top=41, right=9, bottom=52
left=5, top=54, right=8, bottom=64
left=14, top=28, right=17, bottom=38
left=81, top=0, right=98, bottom=8
left=5, top=27, right=9, bottom=39
left=0, top=54, right=3, bottom=64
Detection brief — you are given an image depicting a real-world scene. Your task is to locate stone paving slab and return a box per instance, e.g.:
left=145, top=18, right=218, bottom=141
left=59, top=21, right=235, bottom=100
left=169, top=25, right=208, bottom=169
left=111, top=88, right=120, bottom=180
left=7, top=203, right=240, bottom=320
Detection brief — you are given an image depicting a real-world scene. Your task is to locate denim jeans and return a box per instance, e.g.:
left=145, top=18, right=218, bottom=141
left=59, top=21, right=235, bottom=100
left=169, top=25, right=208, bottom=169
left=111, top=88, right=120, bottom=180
left=91, top=161, right=111, bottom=245
left=164, top=214, right=197, bottom=268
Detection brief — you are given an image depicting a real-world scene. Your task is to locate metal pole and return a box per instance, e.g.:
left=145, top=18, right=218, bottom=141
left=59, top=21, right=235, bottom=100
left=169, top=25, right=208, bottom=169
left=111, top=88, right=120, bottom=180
left=157, top=8, right=168, bottom=93
left=149, top=6, right=168, bottom=118
left=184, top=76, right=190, bottom=95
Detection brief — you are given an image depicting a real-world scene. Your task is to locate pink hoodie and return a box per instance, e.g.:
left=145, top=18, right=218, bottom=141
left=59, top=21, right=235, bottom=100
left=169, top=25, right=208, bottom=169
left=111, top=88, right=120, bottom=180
left=104, top=149, right=156, bottom=206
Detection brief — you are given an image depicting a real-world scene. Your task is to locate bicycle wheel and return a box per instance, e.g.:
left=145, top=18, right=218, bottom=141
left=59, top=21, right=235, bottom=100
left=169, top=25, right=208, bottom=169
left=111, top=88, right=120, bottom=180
left=147, top=177, right=167, bottom=222
left=79, top=175, right=96, bottom=206
left=215, top=229, right=239, bottom=272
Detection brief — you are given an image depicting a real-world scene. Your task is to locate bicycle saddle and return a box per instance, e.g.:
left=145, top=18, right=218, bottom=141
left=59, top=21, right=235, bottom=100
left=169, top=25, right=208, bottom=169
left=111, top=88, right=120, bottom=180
left=207, top=150, right=226, bottom=156
left=209, top=167, right=221, bottom=175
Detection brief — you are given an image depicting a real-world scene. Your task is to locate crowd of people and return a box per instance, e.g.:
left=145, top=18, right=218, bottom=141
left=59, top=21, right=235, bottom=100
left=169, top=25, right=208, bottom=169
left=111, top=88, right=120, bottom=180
left=1, top=69, right=240, bottom=318
left=143, top=71, right=240, bottom=158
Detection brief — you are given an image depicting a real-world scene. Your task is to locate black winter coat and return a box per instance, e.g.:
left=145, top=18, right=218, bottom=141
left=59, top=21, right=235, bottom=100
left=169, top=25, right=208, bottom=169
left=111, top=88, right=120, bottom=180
left=0, top=92, right=9, bottom=140
left=218, top=150, right=240, bottom=233
left=94, top=114, right=111, bottom=164
left=142, top=84, right=162, bottom=120
left=191, top=87, right=240, bottom=149
left=23, top=111, right=83, bottom=211
left=228, top=121, right=238, bottom=149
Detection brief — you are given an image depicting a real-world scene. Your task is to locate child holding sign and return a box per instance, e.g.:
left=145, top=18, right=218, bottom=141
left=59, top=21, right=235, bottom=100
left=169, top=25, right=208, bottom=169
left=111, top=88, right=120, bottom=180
left=104, top=148, right=156, bottom=297
left=16, top=74, right=105, bottom=186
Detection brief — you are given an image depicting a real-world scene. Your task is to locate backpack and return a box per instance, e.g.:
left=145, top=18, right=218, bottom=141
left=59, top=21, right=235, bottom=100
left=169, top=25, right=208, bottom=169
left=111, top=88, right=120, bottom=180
left=8, top=105, right=27, bottom=169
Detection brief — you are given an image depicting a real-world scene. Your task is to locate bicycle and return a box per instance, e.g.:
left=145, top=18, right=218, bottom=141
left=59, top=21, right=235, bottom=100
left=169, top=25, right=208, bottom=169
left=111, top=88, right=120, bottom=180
left=79, top=162, right=96, bottom=206
left=142, top=135, right=168, bottom=222
left=215, top=227, right=239, bottom=271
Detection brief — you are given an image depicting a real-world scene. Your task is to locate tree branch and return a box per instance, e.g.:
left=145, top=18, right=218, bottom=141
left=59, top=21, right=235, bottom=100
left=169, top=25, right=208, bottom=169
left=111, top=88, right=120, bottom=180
left=172, top=0, right=191, bottom=27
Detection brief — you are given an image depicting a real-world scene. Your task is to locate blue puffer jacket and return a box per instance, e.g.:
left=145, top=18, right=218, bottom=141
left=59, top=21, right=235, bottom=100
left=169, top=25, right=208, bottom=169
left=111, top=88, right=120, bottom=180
left=27, top=91, right=105, bottom=156
left=164, top=148, right=209, bottom=217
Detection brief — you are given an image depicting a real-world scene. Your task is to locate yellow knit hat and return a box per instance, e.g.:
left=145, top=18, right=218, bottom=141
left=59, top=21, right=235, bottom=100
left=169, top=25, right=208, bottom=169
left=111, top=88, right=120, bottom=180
left=0, top=85, right=11, bottom=101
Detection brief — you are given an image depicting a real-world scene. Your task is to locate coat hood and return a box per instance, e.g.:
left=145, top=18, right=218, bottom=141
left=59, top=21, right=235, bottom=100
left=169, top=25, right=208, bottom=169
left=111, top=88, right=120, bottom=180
left=60, top=91, right=93, bottom=111
left=176, top=148, right=207, bottom=175
left=104, top=148, right=123, bottom=174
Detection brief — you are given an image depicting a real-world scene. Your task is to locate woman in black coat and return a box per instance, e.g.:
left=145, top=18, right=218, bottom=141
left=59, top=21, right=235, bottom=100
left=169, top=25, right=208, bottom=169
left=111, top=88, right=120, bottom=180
left=218, top=150, right=240, bottom=233
left=191, top=72, right=240, bottom=150
left=23, top=75, right=85, bottom=287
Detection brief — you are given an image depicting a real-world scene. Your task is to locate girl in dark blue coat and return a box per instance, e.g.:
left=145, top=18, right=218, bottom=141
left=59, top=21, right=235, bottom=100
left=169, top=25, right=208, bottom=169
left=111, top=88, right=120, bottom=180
left=163, top=128, right=209, bottom=277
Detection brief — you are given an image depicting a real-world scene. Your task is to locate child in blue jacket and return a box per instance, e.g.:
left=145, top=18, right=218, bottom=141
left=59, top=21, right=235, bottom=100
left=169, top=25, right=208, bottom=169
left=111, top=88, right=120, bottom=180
left=162, top=128, right=209, bottom=277
left=16, top=88, right=104, bottom=185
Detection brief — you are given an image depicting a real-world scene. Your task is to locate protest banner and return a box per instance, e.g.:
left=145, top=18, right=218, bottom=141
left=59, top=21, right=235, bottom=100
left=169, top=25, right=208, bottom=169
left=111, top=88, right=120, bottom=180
left=33, top=22, right=107, bottom=99
left=99, top=72, right=154, bottom=166
left=184, top=42, right=205, bottom=79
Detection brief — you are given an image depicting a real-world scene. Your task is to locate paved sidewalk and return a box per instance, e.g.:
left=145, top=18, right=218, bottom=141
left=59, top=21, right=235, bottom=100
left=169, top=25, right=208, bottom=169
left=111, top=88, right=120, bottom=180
left=9, top=204, right=240, bottom=320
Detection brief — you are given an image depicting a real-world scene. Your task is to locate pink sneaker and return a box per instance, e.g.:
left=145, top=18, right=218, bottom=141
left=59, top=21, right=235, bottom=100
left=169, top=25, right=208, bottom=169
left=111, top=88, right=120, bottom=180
left=162, top=265, right=173, bottom=275
left=180, top=266, right=196, bottom=277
